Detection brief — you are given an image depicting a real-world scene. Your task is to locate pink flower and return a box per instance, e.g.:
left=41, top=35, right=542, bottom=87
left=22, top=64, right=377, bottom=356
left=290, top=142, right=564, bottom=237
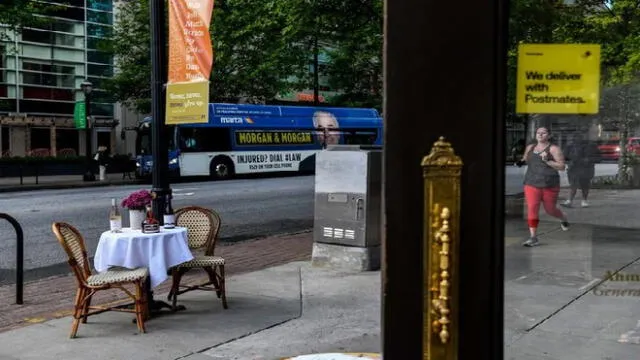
left=121, top=189, right=152, bottom=210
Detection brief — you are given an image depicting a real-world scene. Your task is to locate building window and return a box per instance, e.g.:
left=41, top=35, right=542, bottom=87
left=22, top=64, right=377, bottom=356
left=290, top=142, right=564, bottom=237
left=21, top=29, right=78, bottom=47
left=30, top=127, right=51, bottom=150
left=22, top=61, right=75, bottom=75
left=49, top=0, right=84, bottom=7
left=87, top=51, right=112, bottom=64
left=87, top=77, right=106, bottom=90
left=22, top=72, right=75, bottom=88
left=87, top=0, right=113, bottom=12
left=91, top=90, right=115, bottom=103
left=88, top=64, right=113, bottom=77
left=87, top=37, right=109, bottom=51
left=21, top=86, right=74, bottom=101
left=44, top=5, right=84, bottom=22
left=1, top=126, right=9, bottom=154
left=56, top=128, right=79, bottom=155
left=19, top=99, right=74, bottom=114
left=87, top=23, right=112, bottom=38
left=87, top=10, right=113, bottom=25
left=92, top=103, right=114, bottom=117
left=0, top=99, right=17, bottom=112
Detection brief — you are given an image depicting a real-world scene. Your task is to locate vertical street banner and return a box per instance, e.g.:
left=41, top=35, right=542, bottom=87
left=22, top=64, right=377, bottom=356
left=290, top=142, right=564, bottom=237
left=166, top=0, right=215, bottom=124
left=74, top=100, right=86, bottom=129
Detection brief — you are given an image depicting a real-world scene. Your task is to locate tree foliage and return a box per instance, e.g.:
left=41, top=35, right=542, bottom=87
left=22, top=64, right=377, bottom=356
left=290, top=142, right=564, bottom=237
left=508, top=0, right=640, bottom=180
left=0, top=0, right=61, bottom=43
left=104, top=0, right=383, bottom=113
left=102, top=0, right=153, bottom=113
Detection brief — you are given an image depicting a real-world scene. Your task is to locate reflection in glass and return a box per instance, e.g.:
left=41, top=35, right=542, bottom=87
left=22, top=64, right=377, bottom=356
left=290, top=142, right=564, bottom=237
left=505, top=0, right=640, bottom=358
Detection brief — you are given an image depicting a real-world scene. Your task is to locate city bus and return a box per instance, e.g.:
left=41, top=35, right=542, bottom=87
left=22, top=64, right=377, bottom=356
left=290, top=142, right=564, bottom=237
left=134, top=103, right=383, bottom=180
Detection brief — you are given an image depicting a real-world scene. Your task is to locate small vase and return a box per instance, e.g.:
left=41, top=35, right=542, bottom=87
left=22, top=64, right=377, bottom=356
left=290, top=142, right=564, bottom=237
left=129, top=209, right=146, bottom=230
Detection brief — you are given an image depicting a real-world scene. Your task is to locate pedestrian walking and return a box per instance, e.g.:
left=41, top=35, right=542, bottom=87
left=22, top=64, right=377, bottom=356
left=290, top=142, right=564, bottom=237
left=516, top=127, right=570, bottom=247
left=95, top=146, right=110, bottom=181
left=561, top=133, right=601, bottom=208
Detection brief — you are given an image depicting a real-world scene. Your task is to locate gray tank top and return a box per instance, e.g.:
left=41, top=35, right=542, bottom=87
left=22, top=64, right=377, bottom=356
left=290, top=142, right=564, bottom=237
left=523, top=145, right=560, bottom=188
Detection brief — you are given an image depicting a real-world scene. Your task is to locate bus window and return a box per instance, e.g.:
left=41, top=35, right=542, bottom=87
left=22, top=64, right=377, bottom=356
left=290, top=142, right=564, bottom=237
left=179, top=128, right=232, bottom=152
left=343, top=129, right=379, bottom=145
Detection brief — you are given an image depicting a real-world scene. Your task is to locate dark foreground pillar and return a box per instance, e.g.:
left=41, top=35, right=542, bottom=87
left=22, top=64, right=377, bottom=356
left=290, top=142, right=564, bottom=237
left=382, top=0, right=508, bottom=358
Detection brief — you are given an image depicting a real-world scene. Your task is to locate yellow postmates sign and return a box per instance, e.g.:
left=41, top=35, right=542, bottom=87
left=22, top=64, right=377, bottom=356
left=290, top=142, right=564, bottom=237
left=516, top=44, right=601, bottom=114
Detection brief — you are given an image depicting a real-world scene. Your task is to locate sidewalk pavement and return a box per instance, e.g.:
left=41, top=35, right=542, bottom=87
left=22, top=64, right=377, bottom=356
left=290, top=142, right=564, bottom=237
left=1, top=190, right=640, bottom=359
left=505, top=216, right=640, bottom=359
left=0, top=174, right=143, bottom=192
left=0, top=261, right=381, bottom=360
left=0, top=231, right=314, bottom=333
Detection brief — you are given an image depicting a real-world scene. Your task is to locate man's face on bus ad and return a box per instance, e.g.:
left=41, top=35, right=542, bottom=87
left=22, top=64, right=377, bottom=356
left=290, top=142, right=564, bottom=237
left=316, top=112, right=340, bottom=145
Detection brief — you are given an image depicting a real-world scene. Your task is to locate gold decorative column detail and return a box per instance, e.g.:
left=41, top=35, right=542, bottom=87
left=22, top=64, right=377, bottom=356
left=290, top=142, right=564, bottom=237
left=422, top=137, right=462, bottom=360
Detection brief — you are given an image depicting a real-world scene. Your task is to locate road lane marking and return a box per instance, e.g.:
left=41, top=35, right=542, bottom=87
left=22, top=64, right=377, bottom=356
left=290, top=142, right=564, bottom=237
left=174, top=192, right=194, bottom=196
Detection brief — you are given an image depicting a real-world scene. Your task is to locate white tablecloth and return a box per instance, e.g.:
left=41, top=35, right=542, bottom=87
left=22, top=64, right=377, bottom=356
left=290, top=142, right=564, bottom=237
left=94, top=227, right=193, bottom=288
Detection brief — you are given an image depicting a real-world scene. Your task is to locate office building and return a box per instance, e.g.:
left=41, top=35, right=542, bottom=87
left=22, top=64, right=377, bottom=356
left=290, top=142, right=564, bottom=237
left=0, top=0, right=116, bottom=157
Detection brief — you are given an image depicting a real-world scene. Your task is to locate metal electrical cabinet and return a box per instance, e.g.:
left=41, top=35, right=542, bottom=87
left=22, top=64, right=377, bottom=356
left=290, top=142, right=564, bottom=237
left=313, top=145, right=382, bottom=248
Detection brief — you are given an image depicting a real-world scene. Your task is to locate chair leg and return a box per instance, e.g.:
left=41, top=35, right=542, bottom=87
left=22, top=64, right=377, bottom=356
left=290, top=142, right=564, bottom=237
left=204, top=266, right=221, bottom=298
left=70, top=287, right=85, bottom=338
left=171, top=268, right=186, bottom=310
left=82, top=292, right=93, bottom=324
left=167, top=269, right=176, bottom=302
left=135, top=280, right=146, bottom=333
left=219, top=265, right=228, bottom=309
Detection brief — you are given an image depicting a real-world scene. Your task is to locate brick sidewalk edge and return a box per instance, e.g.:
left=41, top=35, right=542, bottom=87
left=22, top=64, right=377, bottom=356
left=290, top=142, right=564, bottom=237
left=0, top=230, right=313, bottom=333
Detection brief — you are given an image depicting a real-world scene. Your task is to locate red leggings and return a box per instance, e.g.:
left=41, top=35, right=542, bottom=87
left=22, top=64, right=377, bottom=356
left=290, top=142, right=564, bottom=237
left=524, top=185, right=565, bottom=228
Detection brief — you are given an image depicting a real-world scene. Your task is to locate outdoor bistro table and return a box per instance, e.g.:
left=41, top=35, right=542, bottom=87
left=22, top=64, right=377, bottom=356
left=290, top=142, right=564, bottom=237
left=94, top=226, right=193, bottom=315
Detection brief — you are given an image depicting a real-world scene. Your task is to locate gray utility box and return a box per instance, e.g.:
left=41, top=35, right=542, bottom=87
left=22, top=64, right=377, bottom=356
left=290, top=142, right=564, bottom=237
left=313, top=145, right=382, bottom=248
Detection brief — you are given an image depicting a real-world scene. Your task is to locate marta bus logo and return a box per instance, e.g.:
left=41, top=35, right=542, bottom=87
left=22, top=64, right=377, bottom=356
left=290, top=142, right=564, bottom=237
left=220, top=117, right=244, bottom=124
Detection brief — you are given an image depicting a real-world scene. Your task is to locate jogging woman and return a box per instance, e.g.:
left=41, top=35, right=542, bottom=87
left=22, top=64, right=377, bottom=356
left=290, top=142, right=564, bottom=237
left=517, top=127, right=570, bottom=247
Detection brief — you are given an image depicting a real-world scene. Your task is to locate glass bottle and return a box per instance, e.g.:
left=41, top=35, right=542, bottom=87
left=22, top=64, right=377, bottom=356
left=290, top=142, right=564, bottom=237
left=163, top=194, right=175, bottom=229
left=109, top=198, right=122, bottom=232
left=142, top=205, right=160, bottom=233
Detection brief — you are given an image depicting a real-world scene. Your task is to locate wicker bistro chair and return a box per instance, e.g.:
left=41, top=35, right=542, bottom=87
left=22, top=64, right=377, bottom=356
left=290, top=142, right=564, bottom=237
left=52, top=222, right=149, bottom=338
left=167, top=206, right=228, bottom=309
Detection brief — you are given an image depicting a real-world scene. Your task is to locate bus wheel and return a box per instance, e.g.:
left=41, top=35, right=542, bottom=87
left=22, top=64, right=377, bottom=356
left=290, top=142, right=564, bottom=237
left=210, top=157, right=234, bottom=180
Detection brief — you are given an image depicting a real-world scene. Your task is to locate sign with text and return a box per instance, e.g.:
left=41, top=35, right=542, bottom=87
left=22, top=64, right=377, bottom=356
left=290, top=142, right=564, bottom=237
left=166, top=81, right=209, bottom=124
left=235, top=130, right=315, bottom=146
left=235, top=151, right=308, bottom=173
left=516, top=44, right=601, bottom=114
left=166, top=0, right=214, bottom=124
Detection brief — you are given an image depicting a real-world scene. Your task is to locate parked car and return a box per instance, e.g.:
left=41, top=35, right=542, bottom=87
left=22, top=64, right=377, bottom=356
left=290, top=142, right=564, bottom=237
left=597, top=137, right=640, bottom=161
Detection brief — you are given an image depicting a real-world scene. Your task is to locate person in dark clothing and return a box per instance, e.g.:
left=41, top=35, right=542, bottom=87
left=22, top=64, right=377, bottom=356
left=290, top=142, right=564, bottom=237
left=516, top=127, right=570, bottom=247
left=561, top=134, right=601, bottom=208
left=95, top=146, right=110, bottom=181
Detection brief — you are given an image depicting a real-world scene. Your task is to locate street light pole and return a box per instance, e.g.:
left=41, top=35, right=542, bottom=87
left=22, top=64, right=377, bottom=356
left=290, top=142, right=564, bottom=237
left=81, top=80, right=95, bottom=182
left=149, top=0, right=170, bottom=218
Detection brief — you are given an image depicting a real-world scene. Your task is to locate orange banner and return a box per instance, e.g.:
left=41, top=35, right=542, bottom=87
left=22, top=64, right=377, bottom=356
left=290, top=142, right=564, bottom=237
left=168, top=0, right=215, bottom=84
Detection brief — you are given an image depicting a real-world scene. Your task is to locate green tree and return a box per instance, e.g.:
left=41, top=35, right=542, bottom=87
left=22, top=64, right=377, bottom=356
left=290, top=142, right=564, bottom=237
left=557, top=0, right=640, bottom=181
left=208, top=0, right=310, bottom=102
left=102, top=0, right=153, bottom=113
left=322, top=0, right=383, bottom=110
left=105, top=0, right=311, bottom=113
left=0, top=0, right=62, bottom=43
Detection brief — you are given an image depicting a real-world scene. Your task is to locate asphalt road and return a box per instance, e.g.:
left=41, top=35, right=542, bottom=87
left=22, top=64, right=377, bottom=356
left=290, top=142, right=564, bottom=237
left=0, top=175, right=315, bottom=284
left=0, top=162, right=624, bottom=284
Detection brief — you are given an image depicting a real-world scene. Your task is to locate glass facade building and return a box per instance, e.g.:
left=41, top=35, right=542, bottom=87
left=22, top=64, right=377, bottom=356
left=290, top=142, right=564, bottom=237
left=0, top=0, right=115, bottom=157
